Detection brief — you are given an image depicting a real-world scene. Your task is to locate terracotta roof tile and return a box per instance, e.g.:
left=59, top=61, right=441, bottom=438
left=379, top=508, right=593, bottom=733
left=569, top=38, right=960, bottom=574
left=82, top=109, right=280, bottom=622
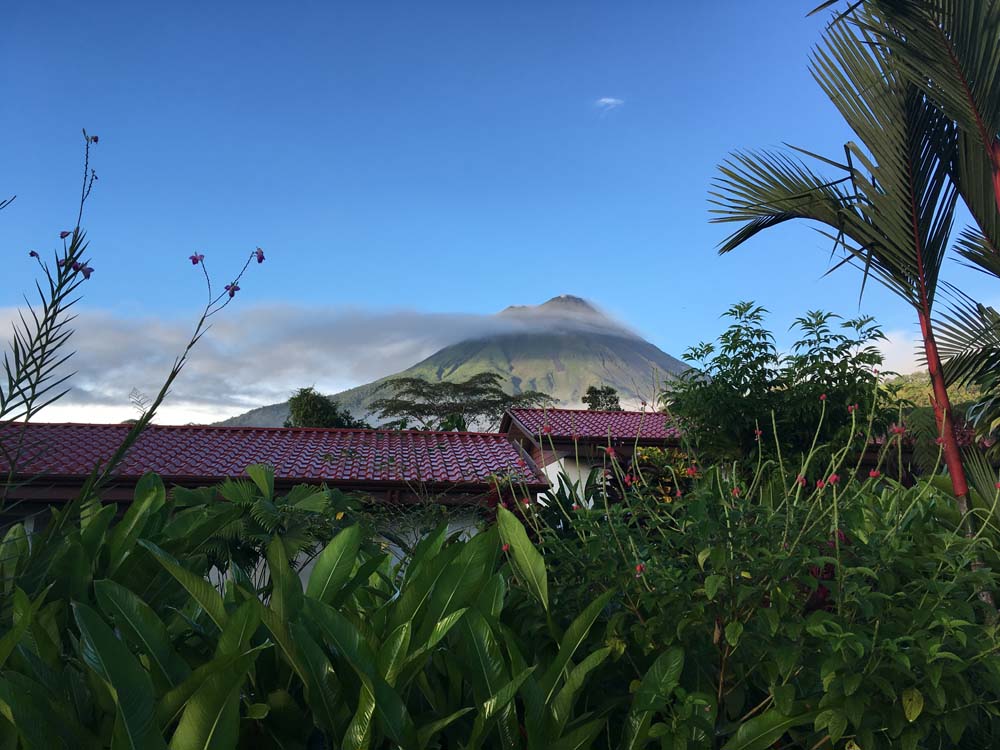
left=0, top=423, right=546, bottom=488
left=507, top=408, right=681, bottom=442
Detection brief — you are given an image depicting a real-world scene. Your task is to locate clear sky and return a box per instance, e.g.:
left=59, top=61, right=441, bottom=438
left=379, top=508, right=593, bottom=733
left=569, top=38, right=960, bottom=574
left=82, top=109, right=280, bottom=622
left=1, top=1, right=994, bottom=422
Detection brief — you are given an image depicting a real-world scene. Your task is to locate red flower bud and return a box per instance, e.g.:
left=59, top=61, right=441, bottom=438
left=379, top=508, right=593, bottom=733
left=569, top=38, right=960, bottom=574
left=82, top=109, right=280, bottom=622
left=731, top=487, right=741, bottom=497
left=819, top=393, right=827, bottom=401
left=828, top=473, right=840, bottom=485
left=869, top=469, right=881, bottom=479
left=816, top=479, right=826, bottom=489
left=501, top=543, right=510, bottom=552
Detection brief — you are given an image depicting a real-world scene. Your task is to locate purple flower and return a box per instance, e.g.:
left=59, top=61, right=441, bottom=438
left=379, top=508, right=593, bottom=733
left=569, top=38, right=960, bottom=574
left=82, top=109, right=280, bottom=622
left=79, top=264, right=94, bottom=280
left=56, top=258, right=69, bottom=267
left=225, top=283, right=240, bottom=298
left=254, top=247, right=265, bottom=264
left=90, top=135, right=99, bottom=144
left=60, top=231, right=71, bottom=239
left=189, top=253, right=205, bottom=265
left=28, top=250, right=38, bottom=258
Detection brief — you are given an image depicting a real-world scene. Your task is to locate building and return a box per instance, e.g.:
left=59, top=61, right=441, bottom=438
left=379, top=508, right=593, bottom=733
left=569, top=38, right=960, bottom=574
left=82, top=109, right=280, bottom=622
left=0, top=422, right=548, bottom=522
left=500, top=407, right=681, bottom=488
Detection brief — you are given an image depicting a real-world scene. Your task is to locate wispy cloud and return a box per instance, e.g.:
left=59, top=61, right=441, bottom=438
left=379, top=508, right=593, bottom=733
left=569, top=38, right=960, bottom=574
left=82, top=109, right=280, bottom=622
left=594, top=97, right=624, bottom=113
left=879, top=329, right=923, bottom=375
left=1, top=301, right=637, bottom=424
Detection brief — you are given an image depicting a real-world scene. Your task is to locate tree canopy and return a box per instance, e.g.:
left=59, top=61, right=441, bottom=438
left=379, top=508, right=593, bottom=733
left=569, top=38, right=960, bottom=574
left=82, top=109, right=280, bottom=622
left=285, top=387, right=368, bottom=429
left=582, top=385, right=622, bottom=411
left=368, top=372, right=555, bottom=431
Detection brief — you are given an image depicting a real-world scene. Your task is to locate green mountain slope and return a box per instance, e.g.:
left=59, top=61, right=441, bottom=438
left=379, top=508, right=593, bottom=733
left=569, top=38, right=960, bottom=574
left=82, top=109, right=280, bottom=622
left=217, top=296, right=687, bottom=427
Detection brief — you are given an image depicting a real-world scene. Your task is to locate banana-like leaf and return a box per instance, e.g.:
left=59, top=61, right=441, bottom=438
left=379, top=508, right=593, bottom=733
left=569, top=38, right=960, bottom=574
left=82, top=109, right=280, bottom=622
left=720, top=709, right=818, bottom=750
left=549, top=717, right=608, bottom=750
left=540, top=590, right=614, bottom=702
left=107, top=473, right=166, bottom=576
left=79, top=503, right=116, bottom=559
left=468, top=667, right=535, bottom=749
left=167, top=646, right=260, bottom=750
left=497, top=506, right=548, bottom=612
left=305, top=597, right=418, bottom=747
left=266, top=537, right=303, bottom=622
left=0, top=673, right=102, bottom=750
left=0, top=587, right=48, bottom=669
left=549, top=647, right=613, bottom=737
left=416, top=707, right=474, bottom=750
left=72, top=602, right=166, bottom=750
left=156, top=647, right=267, bottom=730
left=95, top=579, right=190, bottom=689
left=289, top=623, right=344, bottom=734
left=306, top=525, right=362, bottom=603
left=140, top=541, right=227, bottom=631
left=620, top=648, right=684, bottom=750
left=214, top=599, right=260, bottom=657
left=457, top=608, right=520, bottom=749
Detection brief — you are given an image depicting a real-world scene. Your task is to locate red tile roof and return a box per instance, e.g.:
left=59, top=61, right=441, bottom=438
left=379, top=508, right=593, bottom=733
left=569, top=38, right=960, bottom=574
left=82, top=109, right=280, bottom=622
left=0, top=423, right=546, bottom=489
left=505, top=408, right=681, bottom=443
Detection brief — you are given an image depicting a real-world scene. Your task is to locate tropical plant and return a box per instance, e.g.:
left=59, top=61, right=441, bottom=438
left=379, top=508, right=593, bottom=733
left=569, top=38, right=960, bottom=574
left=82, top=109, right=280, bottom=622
left=583, top=385, right=623, bottom=411
left=710, top=2, right=978, bottom=510
left=663, top=302, right=895, bottom=464
left=369, top=372, right=554, bottom=431
left=285, top=387, right=368, bottom=429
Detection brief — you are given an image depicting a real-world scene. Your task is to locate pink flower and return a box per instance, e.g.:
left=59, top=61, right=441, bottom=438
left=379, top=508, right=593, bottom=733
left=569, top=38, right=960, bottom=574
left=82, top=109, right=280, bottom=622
left=189, top=253, right=205, bottom=265
left=59, top=231, right=71, bottom=239
left=254, top=247, right=265, bottom=264
left=754, top=428, right=763, bottom=441
left=890, top=425, right=906, bottom=435
left=731, top=487, right=741, bottom=497
left=847, top=404, right=858, bottom=414
left=515, top=458, right=526, bottom=468
left=572, top=503, right=580, bottom=511
left=819, top=393, right=827, bottom=401
left=624, top=474, right=633, bottom=487
left=816, top=479, right=826, bottom=489
left=675, top=488, right=682, bottom=499
left=935, top=437, right=945, bottom=445
left=501, top=543, right=510, bottom=552
left=828, top=473, right=840, bottom=485
left=869, top=469, right=881, bottom=479
left=541, top=425, right=553, bottom=435
left=685, top=466, right=697, bottom=477
left=28, top=250, right=38, bottom=258
left=602, top=446, right=617, bottom=459
left=995, top=482, right=1000, bottom=490
left=225, top=283, right=240, bottom=298
left=634, top=563, right=645, bottom=576
left=796, top=475, right=806, bottom=487
left=521, top=497, right=531, bottom=506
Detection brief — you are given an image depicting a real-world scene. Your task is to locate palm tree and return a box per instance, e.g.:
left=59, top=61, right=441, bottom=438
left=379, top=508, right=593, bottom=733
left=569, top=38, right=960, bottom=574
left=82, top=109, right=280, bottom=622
left=710, top=8, right=975, bottom=507
left=839, top=0, right=1000, bottom=442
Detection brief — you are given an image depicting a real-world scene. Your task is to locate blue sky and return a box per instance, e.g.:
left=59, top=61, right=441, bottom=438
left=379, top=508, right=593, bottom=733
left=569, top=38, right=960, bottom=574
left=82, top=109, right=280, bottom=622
left=1, top=1, right=994, bottom=421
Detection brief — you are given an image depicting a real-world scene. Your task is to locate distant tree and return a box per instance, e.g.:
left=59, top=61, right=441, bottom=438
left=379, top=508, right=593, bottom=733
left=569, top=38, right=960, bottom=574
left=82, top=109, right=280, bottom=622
left=369, top=372, right=555, bottom=431
left=285, top=387, right=368, bottom=429
left=582, top=385, right=622, bottom=411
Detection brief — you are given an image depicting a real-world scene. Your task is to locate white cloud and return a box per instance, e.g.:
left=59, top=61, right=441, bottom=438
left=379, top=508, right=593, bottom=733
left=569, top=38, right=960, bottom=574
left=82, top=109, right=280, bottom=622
left=595, top=97, right=624, bottom=112
left=0, top=301, right=637, bottom=425
left=879, top=329, right=924, bottom=375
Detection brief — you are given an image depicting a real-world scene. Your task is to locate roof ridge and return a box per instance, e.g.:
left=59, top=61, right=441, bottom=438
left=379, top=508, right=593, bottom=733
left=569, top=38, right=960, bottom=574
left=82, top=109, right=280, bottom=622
left=6, top=422, right=510, bottom=438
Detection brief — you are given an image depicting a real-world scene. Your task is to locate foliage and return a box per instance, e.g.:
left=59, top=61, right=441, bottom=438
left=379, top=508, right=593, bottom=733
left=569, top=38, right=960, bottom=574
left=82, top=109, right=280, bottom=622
left=528, top=413, right=1000, bottom=749
left=710, top=0, right=985, bottom=503
left=284, top=387, right=368, bottom=429
left=663, top=302, right=896, bottom=465
left=583, top=385, right=622, bottom=411
left=369, top=372, right=555, bottom=431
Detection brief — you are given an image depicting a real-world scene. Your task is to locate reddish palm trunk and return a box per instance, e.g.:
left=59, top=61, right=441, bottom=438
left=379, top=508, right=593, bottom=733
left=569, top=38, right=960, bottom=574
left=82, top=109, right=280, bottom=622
left=917, top=309, right=970, bottom=513
left=992, top=139, right=1000, bottom=217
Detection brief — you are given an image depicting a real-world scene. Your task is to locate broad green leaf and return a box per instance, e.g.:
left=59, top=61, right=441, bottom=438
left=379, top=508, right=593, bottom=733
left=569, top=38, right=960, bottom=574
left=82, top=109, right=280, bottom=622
left=379, top=622, right=412, bottom=686
left=0, top=588, right=47, bottom=669
left=289, top=623, right=343, bottom=733
left=95, top=579, right=190, bottom=689
left=245, top=463, right=275, bottom=500
left=140, top=541, right=227, bottom=631
left=156, top=647, right=267, bottom=729
left=343, top=684, right=376, bottom=750
left=720, top=709, right=817, bottom=750
left=306, top=598, right=417, bottom=747
left=168, top=647, right=259, bottom=750
left=457, top=608, right=520, bottom=749
left=902, top=687, right=924, bottom=722
left=214, top=600, right=260, bottom=657
left=725, top=621, right=744, bottom=648
left=416, top=707, right=474, bottom=749
left=73, top=602, right=166, bottom=750
left=549, top=717, right=608, bottom=750
left=107, top=473, right=166, bottom=576
left=541, top=590, right=614, bottom=701
left=80, top=503, right=116, bottom=558
left=306, top=525, right=362, bottom=603
left=0, top=673, right=102, bottom=750
left=549, top=646, right=613, bottom=736
left=266, top=537, right=303, bottom=622
left=497, top=506, right=548, bottom=612
left=705, top=574, right=725, bottom=601
left=621, top=648, right=684, bottom=750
